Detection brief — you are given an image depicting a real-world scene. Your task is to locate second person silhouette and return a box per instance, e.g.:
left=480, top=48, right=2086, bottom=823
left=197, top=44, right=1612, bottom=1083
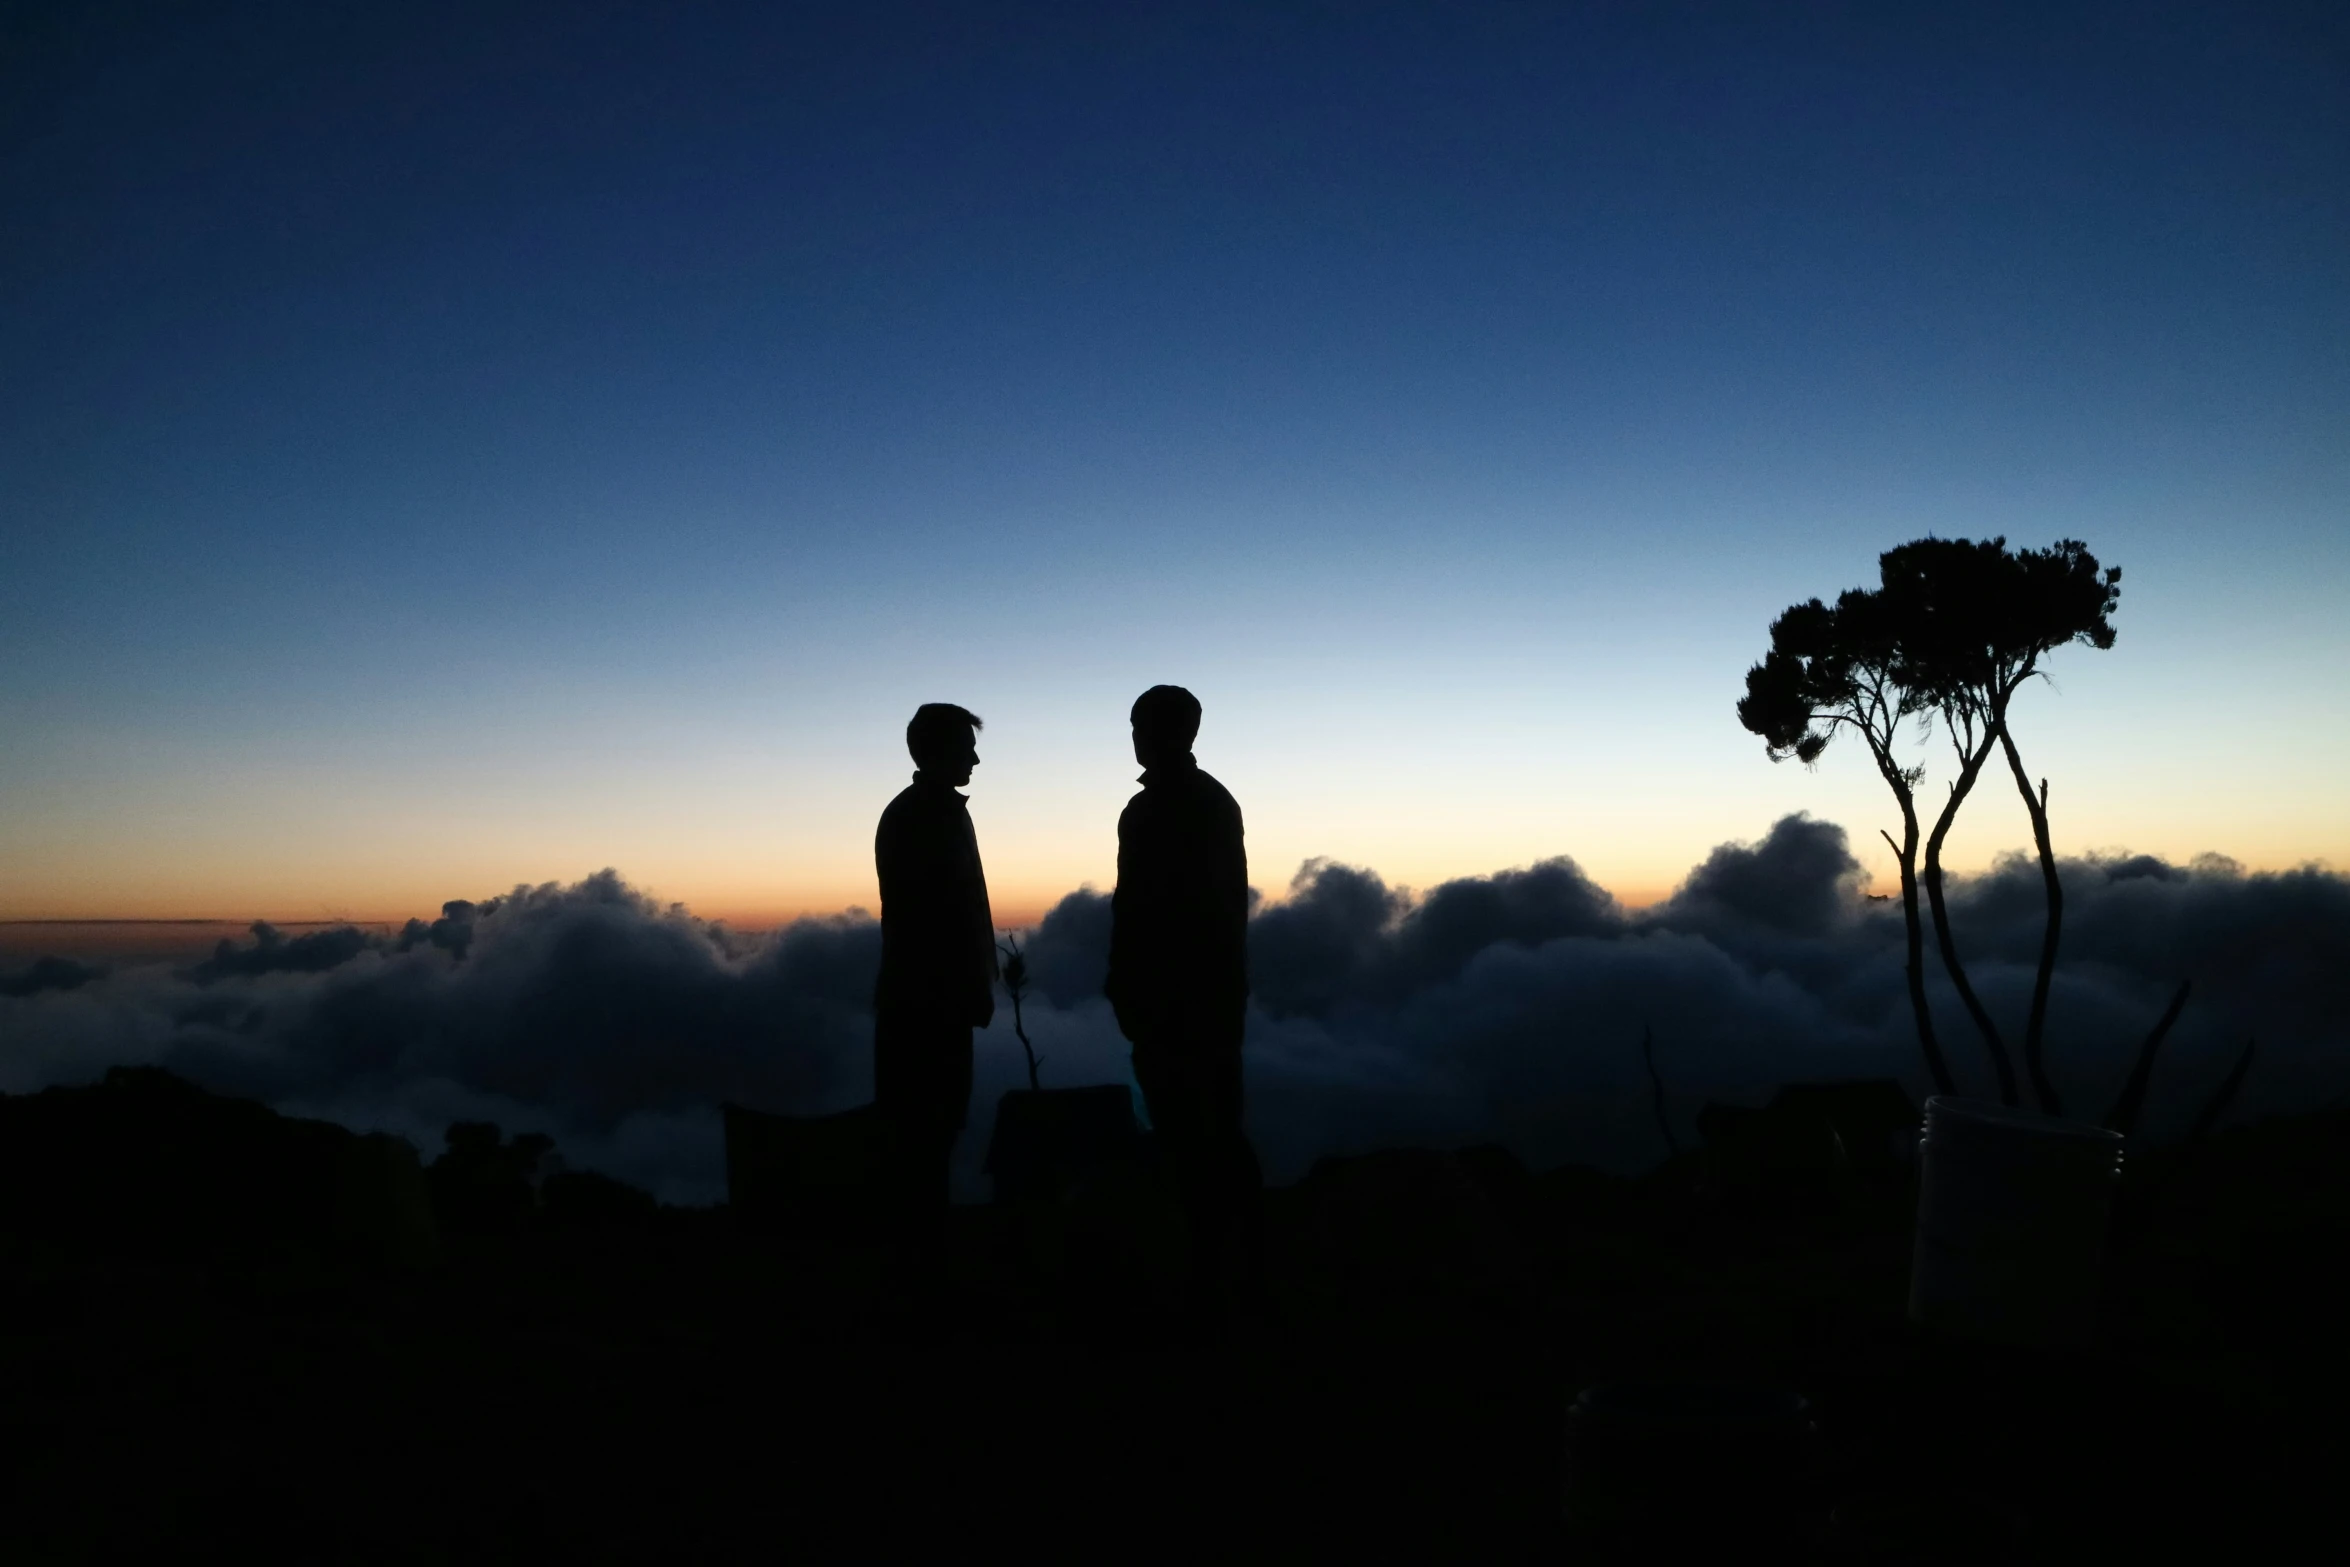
left=1105, top=684, right=1269, bottom=1337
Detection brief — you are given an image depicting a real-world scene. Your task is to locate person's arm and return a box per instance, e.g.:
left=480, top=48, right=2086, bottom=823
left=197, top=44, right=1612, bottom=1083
left=965, top=812, right=996, bottom=1029
left=1226, top=793, right=1250, bottom=1005
left=875, top=804, right=906, bottom=910
left=883, top=798, right=963, bottom=1015
left=1106, top=796, right=1141, bottom=1041
left=875, top=797, right=925, bottom=1013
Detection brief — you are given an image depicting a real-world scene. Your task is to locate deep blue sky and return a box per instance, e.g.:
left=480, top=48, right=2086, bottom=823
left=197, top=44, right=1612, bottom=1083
left=4, top=1, right=2344, bottom=920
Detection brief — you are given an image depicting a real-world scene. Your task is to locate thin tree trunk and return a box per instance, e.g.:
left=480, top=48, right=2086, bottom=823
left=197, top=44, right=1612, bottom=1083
left=1864, top=733, right=1954, bottom=1098
left=1923, top=726, right=2017, bottom=1105
left=1999, top=724, right=2065, bottom=1116
left=1879, top=803, right=1954, bottom=1098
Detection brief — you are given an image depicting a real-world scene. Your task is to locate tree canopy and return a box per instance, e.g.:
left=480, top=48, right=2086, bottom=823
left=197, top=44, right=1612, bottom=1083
left=1736, top=588, right=1917, bottom=770
left=1882, top=536, right=2121, bottom=727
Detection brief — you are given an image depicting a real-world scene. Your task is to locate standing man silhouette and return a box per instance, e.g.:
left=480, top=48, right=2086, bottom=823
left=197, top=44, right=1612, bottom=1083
left=874, top=703, right=996, bottom=1309
left=1107, top=685, right=1268, bottom=1333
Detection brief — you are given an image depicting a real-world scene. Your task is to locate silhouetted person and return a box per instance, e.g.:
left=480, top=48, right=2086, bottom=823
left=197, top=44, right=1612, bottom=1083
left=874, top=703, right=996, bottom=1310
left=1106, top=684, right=1268, bottom=1333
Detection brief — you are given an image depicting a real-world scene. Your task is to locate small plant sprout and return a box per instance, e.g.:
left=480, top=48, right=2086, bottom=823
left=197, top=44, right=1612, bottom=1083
left=998, top=932, right=1043, bottom=1092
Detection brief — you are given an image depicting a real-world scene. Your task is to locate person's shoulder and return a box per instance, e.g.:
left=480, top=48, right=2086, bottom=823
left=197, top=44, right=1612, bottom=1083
left=877, top=782, right=934, bottom=832
left=1191, top=767, right=1242, bottom=818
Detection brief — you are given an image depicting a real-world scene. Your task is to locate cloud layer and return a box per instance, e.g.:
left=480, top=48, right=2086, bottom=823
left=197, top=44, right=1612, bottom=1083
left=4, top=819, right=2343, bottom=1203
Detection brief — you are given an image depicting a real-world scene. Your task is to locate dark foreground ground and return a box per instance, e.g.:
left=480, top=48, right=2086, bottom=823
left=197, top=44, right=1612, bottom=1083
left=3, top=1080, right=2346, bottom=1562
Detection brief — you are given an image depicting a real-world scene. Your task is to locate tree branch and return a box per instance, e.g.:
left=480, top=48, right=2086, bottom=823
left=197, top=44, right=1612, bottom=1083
left=2102, top=980, right=2191, bottom=1137
left=1869, top=757, right=1954, bottom=1097
left=1923, top=722, right=2017, bottom=1104
left=2181, top=1038, right=2255, bottom=1149
left=1642, top=1025, right=1679, bottom=1158
left=1999, top=725, right=2065, bottom=1116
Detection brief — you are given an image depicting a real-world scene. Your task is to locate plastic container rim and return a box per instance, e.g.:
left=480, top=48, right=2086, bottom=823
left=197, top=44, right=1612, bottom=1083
left=1923, top=1094, right=2122, bottom=1149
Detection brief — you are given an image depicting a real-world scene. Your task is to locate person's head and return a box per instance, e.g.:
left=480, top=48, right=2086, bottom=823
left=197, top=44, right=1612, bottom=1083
left=907, top=703, right=983, bottom=786
left=1130, top=684, right=1201, bottom=771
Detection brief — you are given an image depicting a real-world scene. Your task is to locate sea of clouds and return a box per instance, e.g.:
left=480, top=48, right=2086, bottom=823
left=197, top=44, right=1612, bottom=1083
left=4, top=815, right=2344, bottom=1204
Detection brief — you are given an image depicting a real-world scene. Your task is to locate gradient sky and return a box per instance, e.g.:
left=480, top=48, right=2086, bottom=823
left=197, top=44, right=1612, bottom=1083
left=4, top=1, right=2345, bottom=926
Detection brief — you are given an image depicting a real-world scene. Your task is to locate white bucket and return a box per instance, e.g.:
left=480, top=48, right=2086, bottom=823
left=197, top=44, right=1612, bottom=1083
left=1908, top=1095, right=2124, bottom=1348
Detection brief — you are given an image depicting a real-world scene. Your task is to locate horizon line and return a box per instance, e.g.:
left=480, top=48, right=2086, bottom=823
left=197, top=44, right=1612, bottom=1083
left=4, top=846, right=2333, bottom=933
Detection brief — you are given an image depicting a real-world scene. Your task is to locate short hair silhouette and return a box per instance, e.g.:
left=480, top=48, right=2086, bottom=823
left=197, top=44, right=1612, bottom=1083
left=1130, top=685, right=1201, bottom=747
left=906, top=703, right=982, bottom=767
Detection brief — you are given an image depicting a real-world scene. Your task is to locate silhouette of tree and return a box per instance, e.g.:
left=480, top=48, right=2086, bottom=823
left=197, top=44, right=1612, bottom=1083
left=1739, top=588, right=1954, bottom=1096
left=1888, top=537, right=2121, bottom=1113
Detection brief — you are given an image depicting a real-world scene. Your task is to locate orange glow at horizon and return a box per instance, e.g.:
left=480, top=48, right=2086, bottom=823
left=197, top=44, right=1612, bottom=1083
left=0, top=872, right=1679, bottom=932
left=12, top=846, right=2342, bottom=936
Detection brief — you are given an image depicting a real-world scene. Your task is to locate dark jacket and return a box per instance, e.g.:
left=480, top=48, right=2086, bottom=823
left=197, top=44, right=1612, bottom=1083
left=1106, top=756, right=1248, bottom=1045
left=874, top=773, right=996, bottom=1028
